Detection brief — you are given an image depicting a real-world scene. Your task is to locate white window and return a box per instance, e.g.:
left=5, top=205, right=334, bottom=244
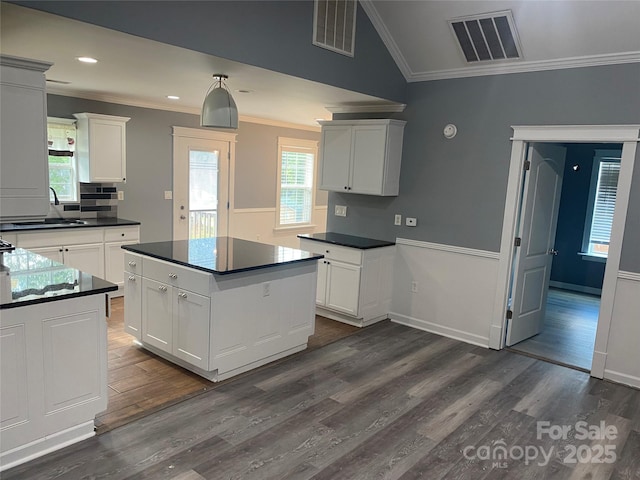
left=47, top=118, right=78, bottom=202
left=276, top=137, right=318, bottom=227
left=582, top=149, right=621, bottom=258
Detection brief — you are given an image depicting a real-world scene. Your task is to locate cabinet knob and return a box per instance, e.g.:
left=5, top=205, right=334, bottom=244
left=128, top=261, right=136, bottom=267
left=128, top=275, right=136, bottom=281
left=179, top=292, right=188, bottom=299
left=59, top=248, right=64, bottom=252
left=348, top=187, right=352, bottom=190
left=326, top=261, right=330, bottom=265
left=344, top=186, right=348, bottom=190
left=325, top=250, right=330, bottom=253
left=169, top=273, right=178, bottom=279
left=159, top=285, right=167, bottom=292
left=121, top=233, right=125, bottom=237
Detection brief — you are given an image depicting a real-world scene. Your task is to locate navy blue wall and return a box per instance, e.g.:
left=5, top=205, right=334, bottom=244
left=550, top=144, right=621, bottom=291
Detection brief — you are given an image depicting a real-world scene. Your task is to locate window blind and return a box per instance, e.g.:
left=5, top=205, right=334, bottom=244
left=588, top=160, right=620, bottom=250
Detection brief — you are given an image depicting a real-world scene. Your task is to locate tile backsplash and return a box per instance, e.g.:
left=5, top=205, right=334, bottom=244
left=60, top=183, right=119, bottom=218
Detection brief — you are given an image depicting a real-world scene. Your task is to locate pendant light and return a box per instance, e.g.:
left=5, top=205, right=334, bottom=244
left=201, top=74, right=238, bottom=129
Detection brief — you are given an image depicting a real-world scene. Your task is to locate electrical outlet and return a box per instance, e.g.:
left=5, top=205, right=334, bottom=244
left=164, top=190, right=173, bottom=200
left=394, top=214, right=402, bottom=226
left=411, top=281, right=418, bottom=293
left=334, top=205, right=347, bottom=217
left=117, top=191, right=124, bottom=201
left=406, top=217, right=417, bottom=227
left=263, top=282, right=270, bottom=297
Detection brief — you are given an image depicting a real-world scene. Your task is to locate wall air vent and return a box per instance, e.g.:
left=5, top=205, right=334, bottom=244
left=449, top=10, right=522, bottom=63
left=313, top=0, right=357, bottom=57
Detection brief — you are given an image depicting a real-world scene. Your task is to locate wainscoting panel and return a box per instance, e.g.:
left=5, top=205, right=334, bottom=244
left=603, top=271, right=640, bottom=389
left=230, top=206, right=327, bottom=249
left=389, top=239, right=500, bottom=348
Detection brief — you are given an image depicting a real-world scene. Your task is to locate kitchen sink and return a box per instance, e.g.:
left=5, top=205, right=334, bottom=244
left=12, top=218, right=88, bottom=226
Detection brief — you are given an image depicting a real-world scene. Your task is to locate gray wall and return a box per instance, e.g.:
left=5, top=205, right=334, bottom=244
left=14, top=0, right=406, bottom=103
left=235, top=122, right=324, bottom=209
left=48, top=94, right=323, bottom=242
left=326, top=63, right=640, bottom=273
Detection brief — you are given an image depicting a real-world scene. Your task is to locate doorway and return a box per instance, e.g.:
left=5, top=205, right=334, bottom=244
left=507, top=143, right=622, bottom=371
left=172, top=126, right=237, bottom=241
left=491, top=125, right=639, bottom=380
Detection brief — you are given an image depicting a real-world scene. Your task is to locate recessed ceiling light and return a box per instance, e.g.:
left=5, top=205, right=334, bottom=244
left=77, top=57, right=98, bottom=64
left=167, top=95, right=180, bottom=100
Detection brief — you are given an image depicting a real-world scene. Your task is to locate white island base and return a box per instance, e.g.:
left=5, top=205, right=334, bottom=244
left=124, top=253, right=318, bottom=382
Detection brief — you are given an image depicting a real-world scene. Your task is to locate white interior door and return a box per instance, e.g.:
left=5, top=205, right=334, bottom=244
left=173, top=129, right=230, bottom=241
left=506, top=143, right=566, bottom=346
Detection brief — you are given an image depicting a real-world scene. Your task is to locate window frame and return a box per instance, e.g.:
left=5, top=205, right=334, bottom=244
left=275, top=137, right=318, bottom=229
left=581, top=149, right=622, bottom=261
left=47, top=117, right=79, bottom=203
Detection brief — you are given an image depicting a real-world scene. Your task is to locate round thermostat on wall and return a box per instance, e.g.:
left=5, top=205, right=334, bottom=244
left=443, top=124, right=457, bottom=139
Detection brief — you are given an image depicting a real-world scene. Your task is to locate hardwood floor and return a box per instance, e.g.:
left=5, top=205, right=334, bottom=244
left=7, top=320, right=640, bottom=480
left=97, top=298, right=359, bottom=433
left=509, top=288, right=600, bottom=371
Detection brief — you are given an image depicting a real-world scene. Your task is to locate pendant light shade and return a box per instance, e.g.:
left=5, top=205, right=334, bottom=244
left=201, top=74, right=238, bottom=129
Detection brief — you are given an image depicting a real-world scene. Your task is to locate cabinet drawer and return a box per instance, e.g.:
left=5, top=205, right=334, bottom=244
left=299, top=239, right=362, bottom=265
left=142, top=257, right=211, bottom=297
left=124, top=252, right=142, bottom=275
left=18, top=228, right=103, bottom=248
left=105, top=226, right=139, bottom=242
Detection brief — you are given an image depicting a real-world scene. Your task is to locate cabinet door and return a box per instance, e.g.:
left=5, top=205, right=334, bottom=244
left=123, top=273, right=142, bottom=340
left=0, top=67, right=50, bottom=221
left=350, top=125, right=387, bottom=194
left=319, top=125, right=352, bottom=192
left=87, top=118, right=126, bottom=182
left=105, top=241, right=137, bottom=288
left=64, top=243, right=105, bottom=278
left=28, top=245, right=64, bottom=264
left=316, top=259, right=328, bottom=306
left=141, top=278, right=173, bottom=353
left=326, top=261, right=361, bottom=316
left=173, top=289, right=210, bottom=370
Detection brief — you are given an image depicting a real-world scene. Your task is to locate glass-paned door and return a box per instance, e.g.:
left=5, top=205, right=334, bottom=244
left=172, top=127, right=233, bottom=241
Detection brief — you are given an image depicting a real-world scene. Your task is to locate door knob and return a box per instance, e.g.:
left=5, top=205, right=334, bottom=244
left=548, top=248, right=559, bottom=256
left=180, top=215, right=186, bottom=220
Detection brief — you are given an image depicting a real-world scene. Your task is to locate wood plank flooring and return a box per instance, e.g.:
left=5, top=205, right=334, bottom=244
left=98, top=298, right=359, bottom=433
left=509, top=288, right=600, bottom=371
left=7, top=320, right=640, bottom=480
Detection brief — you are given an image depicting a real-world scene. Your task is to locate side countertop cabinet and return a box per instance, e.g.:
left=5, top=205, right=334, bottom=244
left=74, top=113, right=130, bottom=183
left=318, top=119, right=406, bottom=196
left=300, top=235, right=396, bottom=327
left=0, top=55, right=52, bottom=222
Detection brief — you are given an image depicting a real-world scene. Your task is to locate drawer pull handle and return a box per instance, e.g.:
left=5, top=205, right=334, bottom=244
left=128, top=261, right=136, bottom=267
left=159, top=285, right=167, bottom=292
left=179, top=292, right=188, bottom=299
left=128, top=275, right=136, bottom=281
left=169, top=273, right=178, bottom=279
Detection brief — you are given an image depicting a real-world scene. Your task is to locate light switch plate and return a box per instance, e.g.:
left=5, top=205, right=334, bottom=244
left=394, top=214, right=402, bottom=226
left=406, top=217, right=417, bottom=227
left=335, top=205, right=347, bottom=217
left=117, top=191, right=124, bottom=201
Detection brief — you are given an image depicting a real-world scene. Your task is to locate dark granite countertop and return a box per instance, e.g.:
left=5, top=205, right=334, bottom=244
left=0, top=217, right=140, bottom=232
left=122, top=237, right=324, bottom=276
left=0, top=247, right=117, bottom=309
left=298, top=232, right=395, bottom=249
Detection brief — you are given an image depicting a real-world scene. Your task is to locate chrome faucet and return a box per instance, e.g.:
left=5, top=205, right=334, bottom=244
left=49, top=187, right=60, bottom=205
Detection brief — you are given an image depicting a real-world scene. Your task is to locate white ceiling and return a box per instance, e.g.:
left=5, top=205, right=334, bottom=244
left=2, top=1, right=639, bottom=127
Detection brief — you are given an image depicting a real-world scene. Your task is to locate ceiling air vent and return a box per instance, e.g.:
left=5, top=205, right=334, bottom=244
left=313, top=0, right=357, bottom=57
left=449, top=10, right=522, bottom=63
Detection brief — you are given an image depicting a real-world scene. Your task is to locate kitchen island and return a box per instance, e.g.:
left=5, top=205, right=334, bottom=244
left=0, top=246, right=116, bottom=471
left=122, top=237, right=323, bottom=382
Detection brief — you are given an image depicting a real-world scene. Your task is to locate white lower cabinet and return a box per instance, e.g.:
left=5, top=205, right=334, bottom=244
left=142, top=278, right=174, bottom=353
left=299, top=238, right=395, bottom=327
left=173, top=289, right=210, bottom=370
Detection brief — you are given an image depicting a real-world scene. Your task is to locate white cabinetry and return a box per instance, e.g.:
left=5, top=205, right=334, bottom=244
left=0, top=56, right=52, bottom=222
left=104, top=226, right=141, bottom=290
left=0, top=294, right=108, bottom=471
left=74, top=113, right=130, bottom=183
left=123, top=253, right=142, bottom=339
left=141, top=257, right=211, bottom=370
left=300, top=238, right=395, bottom=327
left=319, top=119, right=405, bottom=196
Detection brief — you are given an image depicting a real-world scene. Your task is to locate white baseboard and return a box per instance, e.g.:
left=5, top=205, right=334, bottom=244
left=390, top=312, right=490, bottom=348
left=549, top=281, right=602, bottom=296
left=603, top=369, right=640, bottom=389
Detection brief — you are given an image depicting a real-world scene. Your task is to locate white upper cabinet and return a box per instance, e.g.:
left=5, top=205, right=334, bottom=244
left=319, top=119, right=406, bottom=196
left=0, top=55, right=52, bottom=222
left=74, top=113, right=130, bottom=183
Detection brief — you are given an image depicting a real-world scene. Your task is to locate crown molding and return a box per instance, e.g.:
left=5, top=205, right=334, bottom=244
left=325, top=103, right=406, bottom=114
left=359, top=0, right=412, bottom=81
left=238, top=115, right=320, bottom=132
left=407, top=51, right=640, bottom=82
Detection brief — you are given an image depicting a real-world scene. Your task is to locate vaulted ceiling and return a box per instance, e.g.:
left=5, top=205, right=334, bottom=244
left=1, top=1, right=639, bottom=127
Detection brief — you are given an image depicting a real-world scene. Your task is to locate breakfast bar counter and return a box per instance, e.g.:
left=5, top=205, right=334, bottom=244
left=122, top=237, right=323, bottom=381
